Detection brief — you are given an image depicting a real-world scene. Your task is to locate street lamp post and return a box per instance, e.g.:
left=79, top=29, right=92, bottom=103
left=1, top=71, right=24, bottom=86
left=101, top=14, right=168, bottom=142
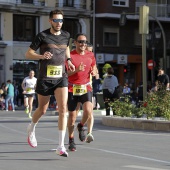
left=150, top=16, right=167, bottom=72
left=146, top=26, right=162, bottom=84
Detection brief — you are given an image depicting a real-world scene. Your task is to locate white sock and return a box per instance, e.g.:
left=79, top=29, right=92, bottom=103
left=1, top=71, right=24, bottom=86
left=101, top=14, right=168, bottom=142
left=58, top=130, right=66, bottom=148
left=30, top=121, right=37, bottom=132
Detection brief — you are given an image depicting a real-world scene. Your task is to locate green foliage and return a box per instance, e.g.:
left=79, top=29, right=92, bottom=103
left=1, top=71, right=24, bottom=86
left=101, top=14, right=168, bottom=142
left=140, top=89, right=170, bottom=120
left=109, top=96, right=140, bottom=117
left=109, top=89, right=170, bottom=120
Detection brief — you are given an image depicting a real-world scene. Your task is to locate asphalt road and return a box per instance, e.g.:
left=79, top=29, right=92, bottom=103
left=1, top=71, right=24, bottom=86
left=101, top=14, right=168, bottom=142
left=0, top=110, right=170, bottom=170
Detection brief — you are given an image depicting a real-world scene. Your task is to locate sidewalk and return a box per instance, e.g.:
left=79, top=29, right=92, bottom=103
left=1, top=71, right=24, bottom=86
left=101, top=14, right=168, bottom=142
left=4, top=106, right=170, bottom=132
left=51, top=109, right=109, bottom=116
left=13, top=105, right=108, bottom=116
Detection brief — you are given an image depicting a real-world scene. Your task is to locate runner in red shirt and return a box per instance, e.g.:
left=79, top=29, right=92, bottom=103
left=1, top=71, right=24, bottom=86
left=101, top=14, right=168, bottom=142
left=66, top=33, right=97, bottom=151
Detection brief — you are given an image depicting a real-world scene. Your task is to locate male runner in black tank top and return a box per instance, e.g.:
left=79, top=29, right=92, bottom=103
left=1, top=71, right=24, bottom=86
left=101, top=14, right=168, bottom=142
left=25, top=9, right=75, bottom=157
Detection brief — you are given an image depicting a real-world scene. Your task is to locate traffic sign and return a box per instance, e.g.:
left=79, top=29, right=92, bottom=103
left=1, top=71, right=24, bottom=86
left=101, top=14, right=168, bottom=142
left=147, top=59, right=156, bottom=70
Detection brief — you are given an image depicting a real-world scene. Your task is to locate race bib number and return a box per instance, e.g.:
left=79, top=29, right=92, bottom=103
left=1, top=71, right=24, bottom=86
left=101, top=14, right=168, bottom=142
left=26, top=88, right=32, bottom=92
left=47, top=65, right=62, bottom=78
left=73, top=84, right=87, bottom=96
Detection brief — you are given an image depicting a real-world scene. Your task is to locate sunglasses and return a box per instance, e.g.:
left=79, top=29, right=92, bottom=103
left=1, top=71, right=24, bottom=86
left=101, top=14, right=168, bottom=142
left=52, top=19, right=63, bottom=23
left=77, top=40, right=88, bottom=44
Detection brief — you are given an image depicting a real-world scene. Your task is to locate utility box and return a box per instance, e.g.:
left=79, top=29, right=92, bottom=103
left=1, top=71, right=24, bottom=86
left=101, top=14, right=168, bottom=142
left=139, top=5, right=149, bottom=34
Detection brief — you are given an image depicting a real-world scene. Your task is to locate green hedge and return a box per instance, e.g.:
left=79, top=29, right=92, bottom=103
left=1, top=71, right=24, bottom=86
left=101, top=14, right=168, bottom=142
left=109, top=89, right=170, bottom=120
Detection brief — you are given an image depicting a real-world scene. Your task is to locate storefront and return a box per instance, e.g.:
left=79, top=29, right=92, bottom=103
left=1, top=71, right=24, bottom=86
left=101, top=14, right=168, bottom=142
left=96, top=54, right=142, bottom=89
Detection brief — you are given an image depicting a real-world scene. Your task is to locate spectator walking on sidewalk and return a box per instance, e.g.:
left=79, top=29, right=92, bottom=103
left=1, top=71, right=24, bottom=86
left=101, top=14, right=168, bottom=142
left=102, top=67, right=118, bottom=116
left=5, top=80, right=15, bottom=112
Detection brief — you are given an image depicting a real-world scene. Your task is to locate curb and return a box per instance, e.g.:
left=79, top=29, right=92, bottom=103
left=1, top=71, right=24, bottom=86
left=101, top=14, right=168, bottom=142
left=102, top=116, right=170, bottom=132
left=50, top=110, right=107, bottom=116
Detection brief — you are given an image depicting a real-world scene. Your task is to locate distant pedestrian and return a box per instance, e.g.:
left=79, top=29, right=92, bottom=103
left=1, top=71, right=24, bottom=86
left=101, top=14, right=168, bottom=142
left=136, top=82, right=143, bottom=107
left=157, top=68, right=169, bottom=90
left=5, top=80, right=15, bottom=111
left=13, top=80, right=19, bottom=107
left=150, top=80, right=159, bottom=92
left=1, top=82, right=6, bottom=99
left=123, top=83, right=131, bottom=95
left=92, top=73, right=102, bottom=109
left=102, top=67, right=118, bottom=116
left=0, top=89, right=5, bottom=110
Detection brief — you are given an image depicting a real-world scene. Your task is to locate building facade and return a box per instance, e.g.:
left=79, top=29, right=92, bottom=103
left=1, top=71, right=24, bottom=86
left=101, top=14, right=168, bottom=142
left=0, top=0, right=92, bottom=84
left=1, top=0, right=170, bottom=90
left=94, top=0, right=170, bottom=89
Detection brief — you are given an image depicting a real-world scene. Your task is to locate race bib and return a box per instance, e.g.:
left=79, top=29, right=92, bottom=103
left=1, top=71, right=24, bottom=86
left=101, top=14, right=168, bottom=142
left=26, top=88, right=33, bottom=92
left=47, top=65, right=62, bottom=78
left=73, top=84, right=87, bottom=96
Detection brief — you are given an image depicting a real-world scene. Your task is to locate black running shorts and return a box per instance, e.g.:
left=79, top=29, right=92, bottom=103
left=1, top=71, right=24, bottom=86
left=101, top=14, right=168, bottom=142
left=23, top=94, right=35, bottom=98
left=36, top=77, right=68, bottom=96
left=68, top=91, right=92, bottom=111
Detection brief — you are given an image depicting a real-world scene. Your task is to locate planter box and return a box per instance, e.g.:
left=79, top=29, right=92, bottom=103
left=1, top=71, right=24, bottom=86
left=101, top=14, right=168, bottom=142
left=102, top=116, right=170, bottom=131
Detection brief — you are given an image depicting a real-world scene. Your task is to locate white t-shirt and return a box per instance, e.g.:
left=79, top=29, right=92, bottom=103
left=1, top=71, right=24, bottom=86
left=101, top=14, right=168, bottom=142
left=22, top=76, right=37, bottom=94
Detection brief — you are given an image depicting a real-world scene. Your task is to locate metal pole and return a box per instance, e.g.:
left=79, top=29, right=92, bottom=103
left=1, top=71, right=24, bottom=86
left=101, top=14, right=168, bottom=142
left=92, top=0, right=95, bottom=54
left=152, top=46, right=155, bottom=84
left=142, top=34, right=147, bottom=99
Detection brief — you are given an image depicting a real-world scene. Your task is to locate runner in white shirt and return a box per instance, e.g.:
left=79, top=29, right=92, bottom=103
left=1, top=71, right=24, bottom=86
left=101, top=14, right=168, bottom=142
left=21, top=70, right=37, bottom=118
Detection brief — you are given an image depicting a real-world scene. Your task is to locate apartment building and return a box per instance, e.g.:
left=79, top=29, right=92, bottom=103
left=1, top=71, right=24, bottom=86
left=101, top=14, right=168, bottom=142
left=0, top=0, right=92, bottom=84
left=94, top=0, right=170, bottom=88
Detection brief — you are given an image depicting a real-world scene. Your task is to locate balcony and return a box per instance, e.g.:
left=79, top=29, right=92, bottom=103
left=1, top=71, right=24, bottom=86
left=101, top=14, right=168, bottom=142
left=0, top=0, right=16, bottom=6
left=17, top=0, right=46, bottom=6
left=56, top=0, right=86, bottom=9
left=0, top=0, right=45, bottom=7
left=136, top=1, right=170, bottom=19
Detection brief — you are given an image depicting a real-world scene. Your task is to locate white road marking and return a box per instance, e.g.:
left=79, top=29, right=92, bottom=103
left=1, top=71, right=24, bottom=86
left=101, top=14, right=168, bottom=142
left=97, top=129, right=170, bottom=137
left=1, top=122, right=170, bottom=166
left=123, top=165, right=168, bottom=170
left=79, top=145, right=170, bottom=164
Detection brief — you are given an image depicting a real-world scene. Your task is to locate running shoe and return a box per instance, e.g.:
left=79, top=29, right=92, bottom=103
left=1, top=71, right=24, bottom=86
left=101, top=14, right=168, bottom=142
left=56, top=146, right=68, bottom=157
left=27, top=124, right=37, bottom=148
left=85, top=133, right=94, bottom=143
left=68, top=139, right=76, bottom=151
left=28, top=113, right=32, bottom=119
left=77, top=123, right=85, bottom=142
left=25, top=106, right=29, bottom=114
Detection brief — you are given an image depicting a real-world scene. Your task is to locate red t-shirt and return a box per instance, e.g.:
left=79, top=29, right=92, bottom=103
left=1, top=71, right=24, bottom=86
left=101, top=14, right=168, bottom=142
left=66, top=50, right=96, bottom=92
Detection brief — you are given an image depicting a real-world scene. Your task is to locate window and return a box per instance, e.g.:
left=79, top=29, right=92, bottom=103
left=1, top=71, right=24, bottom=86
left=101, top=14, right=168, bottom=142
left=62, top=18, right=81, bottom=39
left=134, top=29, right=142, bottom=46
left=112, top=0, right=129, bottom=7
left=13, top=60, right=38, bottom=84
left=63, top=0, right=74, bottom=7
left=21, top=0, right=33, bottom=4
left=103, top=27, right=119, bottom=47
left=13, top=15, right=39, bottom=41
